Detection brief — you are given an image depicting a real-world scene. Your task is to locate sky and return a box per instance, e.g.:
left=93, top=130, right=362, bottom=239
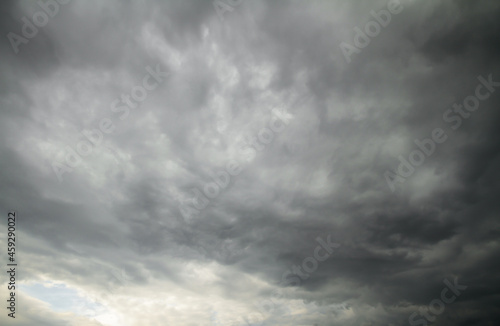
left=0, top=0, right=500, bottom=325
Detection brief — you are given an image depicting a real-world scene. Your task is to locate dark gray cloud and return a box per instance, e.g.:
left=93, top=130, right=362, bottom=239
left=1, top=0, right=499, bottom=325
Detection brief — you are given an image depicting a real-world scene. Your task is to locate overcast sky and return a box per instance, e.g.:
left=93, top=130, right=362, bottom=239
left=1, top=0, right=500, bottom=325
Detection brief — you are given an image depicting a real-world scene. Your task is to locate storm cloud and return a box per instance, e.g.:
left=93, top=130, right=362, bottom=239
left=1, top=0, right=499, bottom=325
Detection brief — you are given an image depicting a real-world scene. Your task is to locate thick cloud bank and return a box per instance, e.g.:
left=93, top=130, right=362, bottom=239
left=1, top=0, right=499, bottom=325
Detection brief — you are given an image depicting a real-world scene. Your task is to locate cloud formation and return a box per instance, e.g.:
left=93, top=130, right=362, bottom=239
left=1, top=0, right=500, bottom=325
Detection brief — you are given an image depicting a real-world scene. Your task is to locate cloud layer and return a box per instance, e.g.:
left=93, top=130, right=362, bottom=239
left=1, top=0, right=500, bottom=325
